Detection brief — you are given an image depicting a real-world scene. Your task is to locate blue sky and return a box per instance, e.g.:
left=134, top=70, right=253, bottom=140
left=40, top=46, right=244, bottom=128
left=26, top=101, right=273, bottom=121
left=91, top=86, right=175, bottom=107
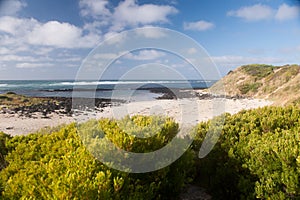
left=0, top=0, right=299, bottom=80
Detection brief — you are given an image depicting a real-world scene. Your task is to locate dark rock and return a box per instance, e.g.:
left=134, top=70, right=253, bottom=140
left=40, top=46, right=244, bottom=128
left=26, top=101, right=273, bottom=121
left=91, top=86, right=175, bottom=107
left=154, top=88, right=199, bottom=100
left=227, top=70, right=233, bottom=75
left=2, top=108, right=14, bottom=114
left=157, top=93, right=177, bottom=100
left=6, top=92, right=16, bottom=95
left=196, top=93, right=212, bottom=100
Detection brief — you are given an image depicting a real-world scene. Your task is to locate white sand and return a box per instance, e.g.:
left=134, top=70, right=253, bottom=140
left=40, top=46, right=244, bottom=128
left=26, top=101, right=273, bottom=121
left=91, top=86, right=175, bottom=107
left=0, top=113, right=74, bottom=136
left=77, top=98, right=272, bottom=124
left=0, top=98, right=272, bottom=136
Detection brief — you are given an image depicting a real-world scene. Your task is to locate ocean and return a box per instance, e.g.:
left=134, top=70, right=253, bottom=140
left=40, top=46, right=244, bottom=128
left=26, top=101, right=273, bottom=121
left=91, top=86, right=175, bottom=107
left=0, top=80, right=216, bottom=101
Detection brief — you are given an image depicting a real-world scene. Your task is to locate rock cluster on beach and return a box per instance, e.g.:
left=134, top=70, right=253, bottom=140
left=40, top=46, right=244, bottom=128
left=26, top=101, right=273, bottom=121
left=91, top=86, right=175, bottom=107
left=0, top=96, right=124, bottom=118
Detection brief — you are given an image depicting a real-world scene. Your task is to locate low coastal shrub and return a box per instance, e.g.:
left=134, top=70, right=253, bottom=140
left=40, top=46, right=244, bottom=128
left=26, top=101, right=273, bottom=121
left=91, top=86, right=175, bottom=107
left=2, top=106, right=300, bottom=199
left=238, top=82, right=262, bottom=95
left=193, top=106, right=300, bottom=199
left=241, top=64, right=274, bottom=79
left=0, top=116, right=194, bottom=199
left=265, top=64, right=299, bottom=83
left=0, top=132, right=11, bottom=170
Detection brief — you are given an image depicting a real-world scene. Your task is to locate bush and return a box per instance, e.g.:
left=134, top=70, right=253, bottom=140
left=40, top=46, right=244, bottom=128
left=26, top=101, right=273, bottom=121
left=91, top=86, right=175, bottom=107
left=0, top=132, right=11, bottom=170
left=241, top=64, right=274, bottom=79
left=238, top=82, right=262, bottom=95
left=192, top=106, right=300, bottom=199
left=0, top=116, right=194, bottom=199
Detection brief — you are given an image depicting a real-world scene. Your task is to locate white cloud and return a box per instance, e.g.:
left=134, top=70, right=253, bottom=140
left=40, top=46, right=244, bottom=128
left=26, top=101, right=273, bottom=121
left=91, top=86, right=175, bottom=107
left=0, top=1, right=178, bottom=51
left=0, top=1, right=96, bottom=77
left=0, top=47, right=10, bottom=54
left=212, top=55, right=287, bottom=67
left=30, top=47, right=54, bottom=55
left=16, top=63, right=55, bottom=68
left=27, top=21, right=83, bottom=48
left=135, top=27, right=167, bottom=38
left=227, top=4, right=274, bottom=21
left=183, top=20, right=215, bottom=31
left=228, top=3, right=300, bottom=22
left=93, top=53, right=123, bottom=60
left=113, top=0, right=177, bottom=29
left=79, top=0, right=111, bottom=18
left=187, top=48, right=197, bottom=54
left=125, top=50, right=166, bottom=60
left=0, top=55, right=38, bottom=62
left=0, top=16, right=100, bottom=48
left=0, top=16, right=37, bottom=36
left=83, top=21, right=106, bottom=35
left=56, top=57, right=82, bottom=62
left=103, top=31, right=121, bottom=41
left=0, top=0, right=26, bottom=16
left=79, top=0, right=178, bottom=32
left=275, top=3, right=300, bottom=21
left=76, top=32, right=101, bottom=48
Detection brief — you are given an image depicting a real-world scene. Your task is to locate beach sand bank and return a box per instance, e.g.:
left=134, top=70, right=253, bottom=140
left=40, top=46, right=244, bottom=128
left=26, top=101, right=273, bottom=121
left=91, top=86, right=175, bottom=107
left=0, top=97, right=272, bottom=136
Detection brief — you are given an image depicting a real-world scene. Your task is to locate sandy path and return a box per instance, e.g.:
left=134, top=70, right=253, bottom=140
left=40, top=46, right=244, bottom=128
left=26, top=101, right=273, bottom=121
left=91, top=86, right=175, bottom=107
left=0, top=98, right=272, bottom=136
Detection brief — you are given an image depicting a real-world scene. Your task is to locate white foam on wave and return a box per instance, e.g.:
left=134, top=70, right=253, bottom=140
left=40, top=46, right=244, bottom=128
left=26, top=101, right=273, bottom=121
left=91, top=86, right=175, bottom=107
left=49, top=80, right=192, bottom=86
left=0, top=84, right=8, bottom=87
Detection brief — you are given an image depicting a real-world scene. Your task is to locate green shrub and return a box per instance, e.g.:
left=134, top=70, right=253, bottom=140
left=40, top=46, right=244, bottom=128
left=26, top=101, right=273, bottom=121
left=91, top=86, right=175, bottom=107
left=238, top=82, right=262, bottom=95
left=0, top=132, right=11, bottom=170
left=0, top=116, right=194, bottom=199
left=193, top=106, right=300, bottom=199
left=0, top=132, right=12, bottom=194
left=241, top=64, right=274, bottom=79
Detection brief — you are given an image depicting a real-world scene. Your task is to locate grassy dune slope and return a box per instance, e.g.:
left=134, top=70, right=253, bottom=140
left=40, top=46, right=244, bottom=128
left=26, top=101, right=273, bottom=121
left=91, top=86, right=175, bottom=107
left=210, top=64, right=300, bottom=106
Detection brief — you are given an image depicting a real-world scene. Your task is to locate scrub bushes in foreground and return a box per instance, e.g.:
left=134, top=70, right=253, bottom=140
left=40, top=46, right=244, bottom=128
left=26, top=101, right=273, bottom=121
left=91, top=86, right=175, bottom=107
left=2, top=106, right=299, bottom=199
left=193, top=106, right=300, bottom=199
left=0, top=116, right=194, bottom=200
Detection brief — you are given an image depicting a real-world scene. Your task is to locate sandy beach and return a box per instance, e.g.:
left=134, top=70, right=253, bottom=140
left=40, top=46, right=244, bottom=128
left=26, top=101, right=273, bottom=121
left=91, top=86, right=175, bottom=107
left=0, top=97, right=272, bottom=136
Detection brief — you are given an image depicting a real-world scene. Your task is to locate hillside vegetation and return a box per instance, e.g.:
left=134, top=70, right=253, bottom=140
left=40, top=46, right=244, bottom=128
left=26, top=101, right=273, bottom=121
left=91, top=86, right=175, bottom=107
left=210, top=64, right=300, bottom=106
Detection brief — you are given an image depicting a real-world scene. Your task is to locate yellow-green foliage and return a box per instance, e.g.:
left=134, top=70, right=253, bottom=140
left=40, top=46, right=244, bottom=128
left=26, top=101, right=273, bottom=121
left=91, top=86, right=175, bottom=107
left=0, top=92, right=59, bottom=109
left=238, top=82, right=262, bottom=95
left=0, top=132, right=11, bottom=171
left=0, top=116, right=194, bottom=199
left=241, top=64, right=274, bottom=79
left=2, top=107, right=299, bottom=199
left=79, top=115, right=178, bottom=153
left=193, top=106, right=300, bottom=199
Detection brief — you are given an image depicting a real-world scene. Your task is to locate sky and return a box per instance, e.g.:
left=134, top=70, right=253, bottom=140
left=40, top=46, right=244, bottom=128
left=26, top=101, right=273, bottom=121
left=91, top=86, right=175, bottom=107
left=0, top=0, right=299, bottom=80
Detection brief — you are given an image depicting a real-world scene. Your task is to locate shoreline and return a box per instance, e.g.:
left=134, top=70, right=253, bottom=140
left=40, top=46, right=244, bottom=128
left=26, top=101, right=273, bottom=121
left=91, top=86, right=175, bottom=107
left=0, top=90, right=273, bottom=136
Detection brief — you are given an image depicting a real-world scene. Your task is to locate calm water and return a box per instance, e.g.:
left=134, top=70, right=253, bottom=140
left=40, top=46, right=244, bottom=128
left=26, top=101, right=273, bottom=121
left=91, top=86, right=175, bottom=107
left=0, top=80, right=216, bottom=101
